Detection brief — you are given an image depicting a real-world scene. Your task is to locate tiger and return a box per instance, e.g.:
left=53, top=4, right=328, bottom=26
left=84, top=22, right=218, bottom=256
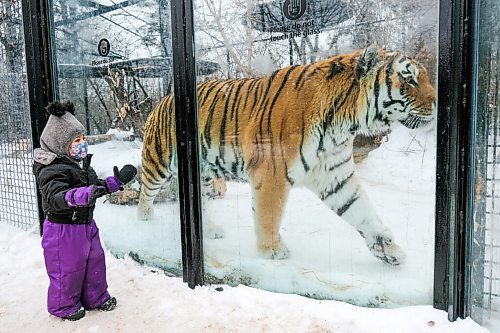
left=138, top=44, right=436, bottom=265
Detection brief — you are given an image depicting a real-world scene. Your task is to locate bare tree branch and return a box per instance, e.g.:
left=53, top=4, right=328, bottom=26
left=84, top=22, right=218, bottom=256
left=203, top=0, right=255, bottom=76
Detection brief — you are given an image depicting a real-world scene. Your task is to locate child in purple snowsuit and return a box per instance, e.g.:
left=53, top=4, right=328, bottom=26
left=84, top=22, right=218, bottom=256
left=32, top=101, right=137, bottom=321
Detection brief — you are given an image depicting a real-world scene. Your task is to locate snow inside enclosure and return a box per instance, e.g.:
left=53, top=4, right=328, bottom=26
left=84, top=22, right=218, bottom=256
left=90, top=124, right=436, bottom=308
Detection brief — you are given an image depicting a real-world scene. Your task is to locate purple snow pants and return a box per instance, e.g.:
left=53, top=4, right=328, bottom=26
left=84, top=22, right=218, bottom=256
left=41, top=219, right=110, bottom=318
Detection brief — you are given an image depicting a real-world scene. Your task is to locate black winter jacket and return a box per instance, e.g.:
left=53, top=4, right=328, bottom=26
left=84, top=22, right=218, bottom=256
left=33, top=154, right=105, bottom=224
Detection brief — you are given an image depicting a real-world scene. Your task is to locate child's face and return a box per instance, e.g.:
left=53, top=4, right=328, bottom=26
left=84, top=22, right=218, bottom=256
left=69, top=135, right=88, bottom=160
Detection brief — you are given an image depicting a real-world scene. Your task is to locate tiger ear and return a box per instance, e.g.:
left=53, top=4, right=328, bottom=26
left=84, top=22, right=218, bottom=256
left=357, top=43, right=383, bottom=78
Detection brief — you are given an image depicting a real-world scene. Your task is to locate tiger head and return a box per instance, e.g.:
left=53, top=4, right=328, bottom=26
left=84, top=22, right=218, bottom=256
left=357, top=44, right=436, bottom=131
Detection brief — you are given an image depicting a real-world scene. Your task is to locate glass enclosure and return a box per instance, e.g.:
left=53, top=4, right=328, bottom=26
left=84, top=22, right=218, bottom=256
left=50, top=0, right=183, bottom=274
left=471, top=0, right=500, bottom=328
left=45, top=0, right=439, bottom=307
left=188, top=0, right=438, bottom=306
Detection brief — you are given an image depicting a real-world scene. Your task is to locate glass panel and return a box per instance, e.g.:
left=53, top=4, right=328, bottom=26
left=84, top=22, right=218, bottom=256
left=189, top=0, right=438, bottom=306
left=471, top=0, right=500, bottom=329
left=50, top=0, right=181, bottom=274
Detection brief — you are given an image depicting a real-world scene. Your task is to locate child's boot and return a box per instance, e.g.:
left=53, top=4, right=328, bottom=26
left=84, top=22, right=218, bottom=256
left=63, top=308, right=86, bottom=321
left=97, top=296, right=117, bottom=311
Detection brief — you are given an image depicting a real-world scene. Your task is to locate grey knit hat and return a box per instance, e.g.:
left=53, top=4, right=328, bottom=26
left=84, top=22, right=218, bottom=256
left=39, top=101, right=86, bottom=158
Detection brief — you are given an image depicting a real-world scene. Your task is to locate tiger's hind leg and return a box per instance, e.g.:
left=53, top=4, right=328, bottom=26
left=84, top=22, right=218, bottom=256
left=250, top=168, right=291, bottom=259
left=311, top=171, right=406, bottom=266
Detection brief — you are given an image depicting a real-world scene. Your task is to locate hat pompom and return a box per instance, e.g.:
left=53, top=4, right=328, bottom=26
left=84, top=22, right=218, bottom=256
left=46, top=101, right=76, bottom=117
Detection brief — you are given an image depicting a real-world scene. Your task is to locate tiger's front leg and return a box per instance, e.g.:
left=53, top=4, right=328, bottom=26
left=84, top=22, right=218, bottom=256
left=250, top=168, right=291, bottom=259
left=311, top=168, right=406, bottom=266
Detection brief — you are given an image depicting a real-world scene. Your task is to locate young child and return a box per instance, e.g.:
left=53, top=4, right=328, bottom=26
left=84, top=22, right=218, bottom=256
left=32, top=101, right=137, bottom=321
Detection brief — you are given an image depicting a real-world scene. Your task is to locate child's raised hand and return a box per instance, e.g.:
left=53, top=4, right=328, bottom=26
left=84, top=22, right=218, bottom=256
left=113, top=164, right=137, bottom=185
left=103, top=165, right=137, bottom=193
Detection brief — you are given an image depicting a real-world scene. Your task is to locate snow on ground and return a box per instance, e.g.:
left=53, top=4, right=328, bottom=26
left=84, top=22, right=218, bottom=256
left=0, top=221, right=489, bottom=333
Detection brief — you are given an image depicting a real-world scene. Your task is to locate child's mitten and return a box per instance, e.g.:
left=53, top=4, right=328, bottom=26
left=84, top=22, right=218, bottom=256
left=113, top=164, right=137, bottom=185
left=65, top=185, right=107, bottom=207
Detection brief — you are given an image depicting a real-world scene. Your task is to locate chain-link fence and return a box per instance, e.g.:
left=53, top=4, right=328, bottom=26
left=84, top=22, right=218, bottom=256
left=0, top=1, right=39, bottom=231
left=484, top=113, right=500, bottom=318
left=472, top=30, right=500, bottom=326
left=483, top=49, right=500, bottom=319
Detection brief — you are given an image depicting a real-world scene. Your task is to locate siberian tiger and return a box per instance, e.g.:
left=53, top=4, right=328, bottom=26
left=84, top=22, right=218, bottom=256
left=138, top=44, right=436, bottom=265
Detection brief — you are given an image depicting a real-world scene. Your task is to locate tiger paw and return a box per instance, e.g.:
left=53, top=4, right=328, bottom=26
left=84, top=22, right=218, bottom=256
left=367, top=235, right=406, bottom=266
left=138, top=202, right=154, bottom=221
left=258, top=241, right=290, bottom=260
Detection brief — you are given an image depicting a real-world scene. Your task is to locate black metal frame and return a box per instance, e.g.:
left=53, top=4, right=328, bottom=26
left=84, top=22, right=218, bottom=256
left=434, top=0, right=477, bottom=320
left=170, top=0, right=205, bottom=288
left=21, top=0, right=56, bottom=235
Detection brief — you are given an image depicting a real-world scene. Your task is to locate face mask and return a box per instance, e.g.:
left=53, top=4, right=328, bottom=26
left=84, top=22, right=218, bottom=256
left=69, top=141, right=88, bottom=160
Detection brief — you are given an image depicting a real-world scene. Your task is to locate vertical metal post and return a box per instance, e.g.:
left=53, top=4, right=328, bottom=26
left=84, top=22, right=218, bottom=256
left=21, top=0, right=57, bottom=235
left=435, top=0, right=477, bottom=320
left=170, top=0, right=204, bottom=288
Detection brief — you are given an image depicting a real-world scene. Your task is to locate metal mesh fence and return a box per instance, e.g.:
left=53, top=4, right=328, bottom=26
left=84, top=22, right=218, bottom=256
left=0, top=1, right=39, bottom=231
left=471, top=41, right=500, bottom=327
left=483, top=49, right=500, bottom=318
left=484, top=139, right=500, bottom=315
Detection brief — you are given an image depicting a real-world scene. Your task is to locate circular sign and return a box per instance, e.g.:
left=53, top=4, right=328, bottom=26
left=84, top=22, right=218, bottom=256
left=98, top=38, right=110, bottom=57
left=283, top=0, right=307, bottom=20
